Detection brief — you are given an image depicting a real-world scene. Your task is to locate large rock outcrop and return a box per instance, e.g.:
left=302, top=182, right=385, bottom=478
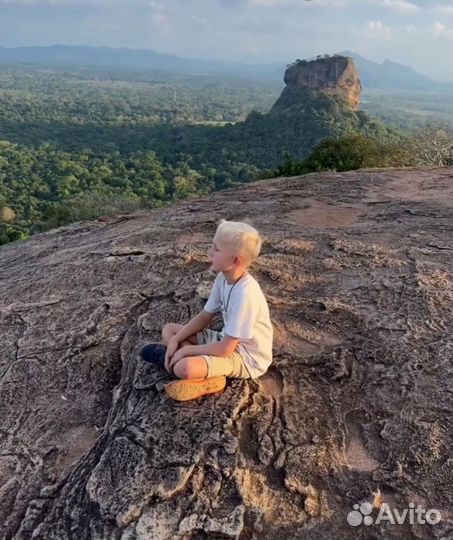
left=0, top=167, right=452, bottom=540
left=273, top=55, right=362, bottom=112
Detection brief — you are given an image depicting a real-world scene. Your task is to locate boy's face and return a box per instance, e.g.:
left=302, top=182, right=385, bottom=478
left=207, top=237, right=241, bottom=272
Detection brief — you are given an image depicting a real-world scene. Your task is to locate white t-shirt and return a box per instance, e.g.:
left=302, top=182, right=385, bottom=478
left=203, top=271, right=274, bottom=379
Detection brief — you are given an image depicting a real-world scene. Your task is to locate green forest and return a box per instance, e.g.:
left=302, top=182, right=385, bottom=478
left=0, top=63, right=451, bottom=246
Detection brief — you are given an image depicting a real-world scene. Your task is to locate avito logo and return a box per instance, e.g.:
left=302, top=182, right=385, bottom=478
left=347, top=501, right=441, bottom=526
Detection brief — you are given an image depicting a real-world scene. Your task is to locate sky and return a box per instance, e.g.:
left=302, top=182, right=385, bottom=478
left=1, top=0, right=452, bottom=80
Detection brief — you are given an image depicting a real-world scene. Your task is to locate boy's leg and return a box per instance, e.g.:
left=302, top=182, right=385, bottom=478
left=165, top=355, right=227, bottom=401
left=161, top=323, right=201, bottom=376
left=139, top=323, right=198, bottom=368
left=161, top=323, right=198, bottom=346
left=172, top=356, right=209, bottom=379
left=166, top=329, right=218, bottom=376
left=172, top=351, right=250, bottom=380
left=164, top=333, right=248, bottom=401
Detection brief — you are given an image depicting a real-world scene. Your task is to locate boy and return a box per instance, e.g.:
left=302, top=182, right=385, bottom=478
left=139, top=219, right=273, bottom=401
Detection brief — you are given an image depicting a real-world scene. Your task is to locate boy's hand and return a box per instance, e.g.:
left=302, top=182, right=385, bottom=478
left=167, top=346, right=191, bottom=372
left=166, top=336, right=179, bottom=360
left=164, top=336, right=179, bottom=372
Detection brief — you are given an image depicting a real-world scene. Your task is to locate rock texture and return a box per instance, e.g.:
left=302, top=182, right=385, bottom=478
left=274, top=55, right=362, bottom=111
left=0, top=167, right=452, bottom=540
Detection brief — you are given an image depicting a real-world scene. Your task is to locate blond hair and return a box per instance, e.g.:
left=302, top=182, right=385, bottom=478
left=214, top=218, right=262, bottom=267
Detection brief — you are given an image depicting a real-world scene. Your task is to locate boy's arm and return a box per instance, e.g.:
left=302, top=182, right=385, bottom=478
left=174, top=309, right=216, bottom=343
left=183, top=334, right=240, bottom=358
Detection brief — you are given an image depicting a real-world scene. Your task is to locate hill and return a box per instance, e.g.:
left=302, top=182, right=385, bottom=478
left=0, top=166, right=451, bottom=540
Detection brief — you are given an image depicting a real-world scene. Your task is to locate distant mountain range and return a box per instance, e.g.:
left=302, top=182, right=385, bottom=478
left=0, top=44, right=449, bottom=93
left=340, top=50, right=450, bottom=92
left=0, top=44, right=282, bottom=81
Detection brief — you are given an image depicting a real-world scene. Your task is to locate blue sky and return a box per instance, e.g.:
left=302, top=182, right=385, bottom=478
left=1, top=0, right=452, bottom=80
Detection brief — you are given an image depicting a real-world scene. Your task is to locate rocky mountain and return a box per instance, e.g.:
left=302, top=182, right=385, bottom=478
left=273, top=56, right=362, bottom=111
left=223, top=55, right=392, bottom=168
left=151, top=55, right=393, bottom=174
left=0, top=166, right=451, bottom=540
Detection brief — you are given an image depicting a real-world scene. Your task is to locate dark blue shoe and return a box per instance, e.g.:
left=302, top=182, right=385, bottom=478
left=138, top=343, right=167, bottom=369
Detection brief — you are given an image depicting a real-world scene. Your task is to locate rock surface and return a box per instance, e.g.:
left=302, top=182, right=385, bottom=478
left=0, top=167, right=452, bottom=540
left=275, top=55, right=362, bottom=111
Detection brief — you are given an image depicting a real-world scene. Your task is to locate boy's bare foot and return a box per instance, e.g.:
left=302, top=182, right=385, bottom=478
left=164, top=376, right=227, bottom=401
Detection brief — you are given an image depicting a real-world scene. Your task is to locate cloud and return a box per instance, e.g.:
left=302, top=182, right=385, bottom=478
left=190, top=14, right=209, bottom=27
left=249, top=0, right=287, bottom=5
left=241, top=42, right=261, bottom=54
left=432, top=4, right=453, bottom=15
left=366, top=19, right=392, bottom=38
left=432, top=20, right=453, bottom=40
left=148, top=0, right=172, bottom=30
left=151, top=12, right=170, bottom=29
left=149, top=0, right=165, bottom=11
left=0, top=0, right=63, bottom=4
left=0, top=0, right=148, bottom=4
left=249, top=0, right=415, bottom=11
left=236, top=18, right=284, bottom=33
left=308, top=0, right=350, bottom=6
left=248, top=0, right=349, bottom=6
left=379, top=0, right=419, bottom=14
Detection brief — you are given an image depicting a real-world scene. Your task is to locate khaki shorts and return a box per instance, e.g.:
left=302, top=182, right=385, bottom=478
left=196, top=329, right=252, bottom=379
